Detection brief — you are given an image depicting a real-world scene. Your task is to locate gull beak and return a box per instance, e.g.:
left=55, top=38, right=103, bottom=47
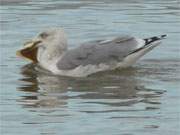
left=16, top=40, right=42, bottom=63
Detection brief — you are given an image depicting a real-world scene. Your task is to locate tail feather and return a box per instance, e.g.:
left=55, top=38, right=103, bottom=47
left=144, top=34, right=167, bottom=45
left=127, top=34, right=167, bottom=56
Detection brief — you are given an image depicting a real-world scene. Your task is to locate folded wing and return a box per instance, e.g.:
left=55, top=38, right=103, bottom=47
left=57, top=35, right=141, bottom=70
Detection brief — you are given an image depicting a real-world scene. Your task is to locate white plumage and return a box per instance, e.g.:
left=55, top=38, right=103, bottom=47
left=17, top=28, right=166, bottom=77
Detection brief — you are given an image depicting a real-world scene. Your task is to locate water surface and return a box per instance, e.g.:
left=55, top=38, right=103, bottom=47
left=0, top=0, right=180, bottom=135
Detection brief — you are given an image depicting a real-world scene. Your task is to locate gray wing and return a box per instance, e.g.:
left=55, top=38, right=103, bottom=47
left=57, top=35, right=140, bottom=70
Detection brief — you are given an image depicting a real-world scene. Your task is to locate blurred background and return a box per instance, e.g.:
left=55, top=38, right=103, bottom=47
left=0, top=0, right=180, bottom=135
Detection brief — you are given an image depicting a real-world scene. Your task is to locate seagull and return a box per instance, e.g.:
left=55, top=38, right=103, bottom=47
left=16, top=28, right=166, bottom=77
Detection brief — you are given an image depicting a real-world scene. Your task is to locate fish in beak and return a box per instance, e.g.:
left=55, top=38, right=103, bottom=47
left=16, top=40, right=41, bottom=63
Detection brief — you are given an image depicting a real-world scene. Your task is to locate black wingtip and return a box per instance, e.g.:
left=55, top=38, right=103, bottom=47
left=161, top=34, right=167, bottom=39
left=144, top=34, right=167, bottom=45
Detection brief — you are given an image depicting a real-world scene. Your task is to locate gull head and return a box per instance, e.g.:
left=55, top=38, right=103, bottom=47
left=16, top=28, right=67, bottom=63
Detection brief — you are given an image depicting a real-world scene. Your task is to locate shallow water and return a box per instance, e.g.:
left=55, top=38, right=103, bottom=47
left=0, top=0, right=180, bottom=134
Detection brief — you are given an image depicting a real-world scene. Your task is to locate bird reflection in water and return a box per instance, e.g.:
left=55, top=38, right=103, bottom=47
left=17, top=63, right=165, bottom=113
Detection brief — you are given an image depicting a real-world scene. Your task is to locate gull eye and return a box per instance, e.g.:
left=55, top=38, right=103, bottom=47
left=39, top=32, right=49, bottom=39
